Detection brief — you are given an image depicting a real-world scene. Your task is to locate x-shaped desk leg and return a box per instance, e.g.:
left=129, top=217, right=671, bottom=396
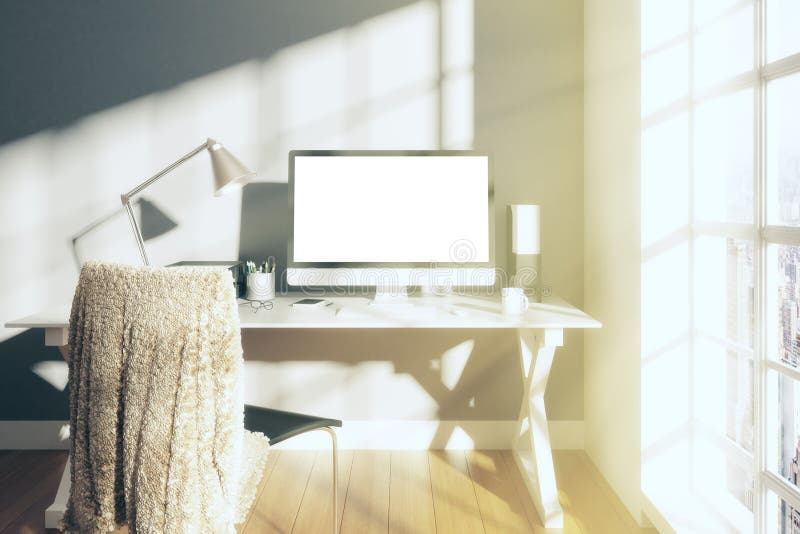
left=512, top=328, right=564, bottom=529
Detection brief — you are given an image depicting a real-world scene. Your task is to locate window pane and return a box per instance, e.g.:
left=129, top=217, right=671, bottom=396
left=641, top=43, right=689, bottom=118
left=641, top=114, right=690, bottom=246
left=695, top=0, right=749, bottom=26
left=694, top=4, right=754, bottom=91
left=693, top=425, right=755, bottom=525
left=767, top=370, right=800, bottom=497
left=767, top=0, right=800, bottom=62
left=695, top=237, right=755, bottom=347
left=694, top=90, right=754, bottom=223
left=768, top=245, right=800, bottom=366
left=767, top=73, right=800, bottom=227
left=695, top=336, right=754, bottom=454
left=767, top=491, right=800, bottom=534
left=641, top=0, right=688, bottom=54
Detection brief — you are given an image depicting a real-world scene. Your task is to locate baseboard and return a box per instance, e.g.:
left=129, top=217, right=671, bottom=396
left=0, top=421, right=70, bottom=449
left=547, top=420, right=584, bottom=450
left=0, top=419, right=585, bottom=450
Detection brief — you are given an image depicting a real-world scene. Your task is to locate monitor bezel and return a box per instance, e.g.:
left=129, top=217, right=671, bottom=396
left=287, top=150, right=495, bottom=270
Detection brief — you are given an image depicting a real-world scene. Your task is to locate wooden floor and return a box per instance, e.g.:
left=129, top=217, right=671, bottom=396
left=0, top=449, right=654, bottom=534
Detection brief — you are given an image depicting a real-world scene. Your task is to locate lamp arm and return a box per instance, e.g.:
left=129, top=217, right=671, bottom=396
left=120, top=139, right=210, bottom=266
left=121, top=140, right=209, bottom=203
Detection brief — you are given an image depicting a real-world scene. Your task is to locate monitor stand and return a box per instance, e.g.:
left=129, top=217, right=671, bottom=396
left=370, top=286, right=412, bottom=306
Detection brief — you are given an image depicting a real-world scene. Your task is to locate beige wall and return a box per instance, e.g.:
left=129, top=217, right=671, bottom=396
left=583, top=0, right=643, bottom=524
left=475, top=0, right=585, bottom=421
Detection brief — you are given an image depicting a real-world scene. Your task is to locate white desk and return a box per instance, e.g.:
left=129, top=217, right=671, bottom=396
left=6, top=293, right=600, bottom=529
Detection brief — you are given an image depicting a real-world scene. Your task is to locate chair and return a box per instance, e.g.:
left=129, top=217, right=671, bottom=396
left=244, top=405, right=342, bottom=534
left=65, top=263, right=342, bottom=533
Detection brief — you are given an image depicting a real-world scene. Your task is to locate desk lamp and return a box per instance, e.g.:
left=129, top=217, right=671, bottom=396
left=510, top=204, right=542, bottom=300
left=121, top=138, right=256, bottom=265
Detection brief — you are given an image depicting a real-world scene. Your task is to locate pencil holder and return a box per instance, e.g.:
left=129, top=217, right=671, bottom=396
left=246, top=272, right=275, bottom=301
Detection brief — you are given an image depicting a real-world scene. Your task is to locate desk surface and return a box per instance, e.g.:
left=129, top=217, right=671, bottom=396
left=5, top=294, right=600, bottom=330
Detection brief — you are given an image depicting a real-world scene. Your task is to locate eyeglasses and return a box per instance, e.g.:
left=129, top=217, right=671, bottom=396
left=246, top=299, right=274, bottom=312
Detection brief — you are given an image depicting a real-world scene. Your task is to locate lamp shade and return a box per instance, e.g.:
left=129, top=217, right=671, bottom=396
left=207, top=138, right=256, bottom=196
left=510, top=204, right=540, bottom=255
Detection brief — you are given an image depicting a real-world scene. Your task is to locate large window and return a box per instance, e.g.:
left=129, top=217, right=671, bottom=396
left=641, top=0, right=800, bottom=531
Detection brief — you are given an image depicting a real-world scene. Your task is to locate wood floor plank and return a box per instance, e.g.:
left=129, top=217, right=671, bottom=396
left=0, top=451, right=59, bottom=491
left=0, top=451, right=24, bottom=484
left=499, top=450, right=591, bottom=534
left=0, top=449, right=651, bottom=534
left=292, top=449, right=355, bottom=534
left=554, top=450, right=630, bottom=534
left=1, top=452, right=66, bottom=534
left=466, top=450, right=533, bottom=534
left=497, top=451, right=545, bottom=533
left=335, top=451, right=355, bottom=530
left=428, top=450, right=485, bottom=534
left=340, top=450, right=390, bottom=534
left=388, top=451, right=436, bottom=534
left=243, top=451, right=315, bottom=534
left=571, top=452, right=656, bottom=533
left=0, top=452, right=67, bottom=532
left=239, top=450, right=281, bottom=534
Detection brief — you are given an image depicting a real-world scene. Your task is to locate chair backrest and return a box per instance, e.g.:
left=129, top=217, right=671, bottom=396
left=64, top=261, right=248, bottom=533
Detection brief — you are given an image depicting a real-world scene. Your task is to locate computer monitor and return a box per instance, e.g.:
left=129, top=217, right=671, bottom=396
left=287, top=150, right=494, bottom=297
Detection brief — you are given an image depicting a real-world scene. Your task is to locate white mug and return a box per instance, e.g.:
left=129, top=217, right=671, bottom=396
left=502, top=287, right=529, bottom=315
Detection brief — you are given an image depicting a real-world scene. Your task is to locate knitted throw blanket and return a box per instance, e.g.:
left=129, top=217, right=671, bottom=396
left=62, top=262, right=270, bottom=534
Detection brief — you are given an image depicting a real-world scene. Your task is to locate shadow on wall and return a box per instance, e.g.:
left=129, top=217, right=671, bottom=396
left=0, top=330, right=68, bottom=420
left=0, top=0, right=439, bottom=422
left=238, top=182, right=289, bottom=282
left=71, top=197, right=178, bottom=268
left=0, top=0, right=419, bottom=146
left=240, top=328, right=523, bottom=446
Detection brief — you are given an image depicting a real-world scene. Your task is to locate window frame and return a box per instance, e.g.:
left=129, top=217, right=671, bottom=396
left=753, top=1, right=800, bottom=532
left=683, top=0, right=800, bottom=531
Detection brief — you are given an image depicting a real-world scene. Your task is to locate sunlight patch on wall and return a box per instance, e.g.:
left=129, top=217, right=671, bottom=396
left=242, top=360, right=439, bottom=419
left=259, top=0, right=473, bottom=180
left=440, top=339, right=476, bottom=391
left=31, top=361, right=69, bottom=391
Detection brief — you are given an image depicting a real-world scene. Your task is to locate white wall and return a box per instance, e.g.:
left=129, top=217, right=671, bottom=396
left=584, top=0, right=643, bottom=524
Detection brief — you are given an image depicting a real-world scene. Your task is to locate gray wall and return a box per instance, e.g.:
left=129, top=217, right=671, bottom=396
left=0, top=1, right=584, bottom=425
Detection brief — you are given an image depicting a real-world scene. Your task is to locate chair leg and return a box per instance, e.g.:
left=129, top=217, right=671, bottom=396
left=318, top=427, right=339, bottom=534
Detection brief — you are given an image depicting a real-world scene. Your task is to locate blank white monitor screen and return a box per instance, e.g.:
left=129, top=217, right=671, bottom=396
left=292, top=155, right=490, bottom=263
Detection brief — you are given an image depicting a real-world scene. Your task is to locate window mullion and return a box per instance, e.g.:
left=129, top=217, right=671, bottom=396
left=763, top=471, right=800, bottom=515
left=762, top=51, right=800, bottom=81
left=754, top=0, right=767, bottom=531
left=693, top=221, right=758, bottom=240
left=762, top=226, right=800, bottom=246
left=766, top=359, right=800, bottom=381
